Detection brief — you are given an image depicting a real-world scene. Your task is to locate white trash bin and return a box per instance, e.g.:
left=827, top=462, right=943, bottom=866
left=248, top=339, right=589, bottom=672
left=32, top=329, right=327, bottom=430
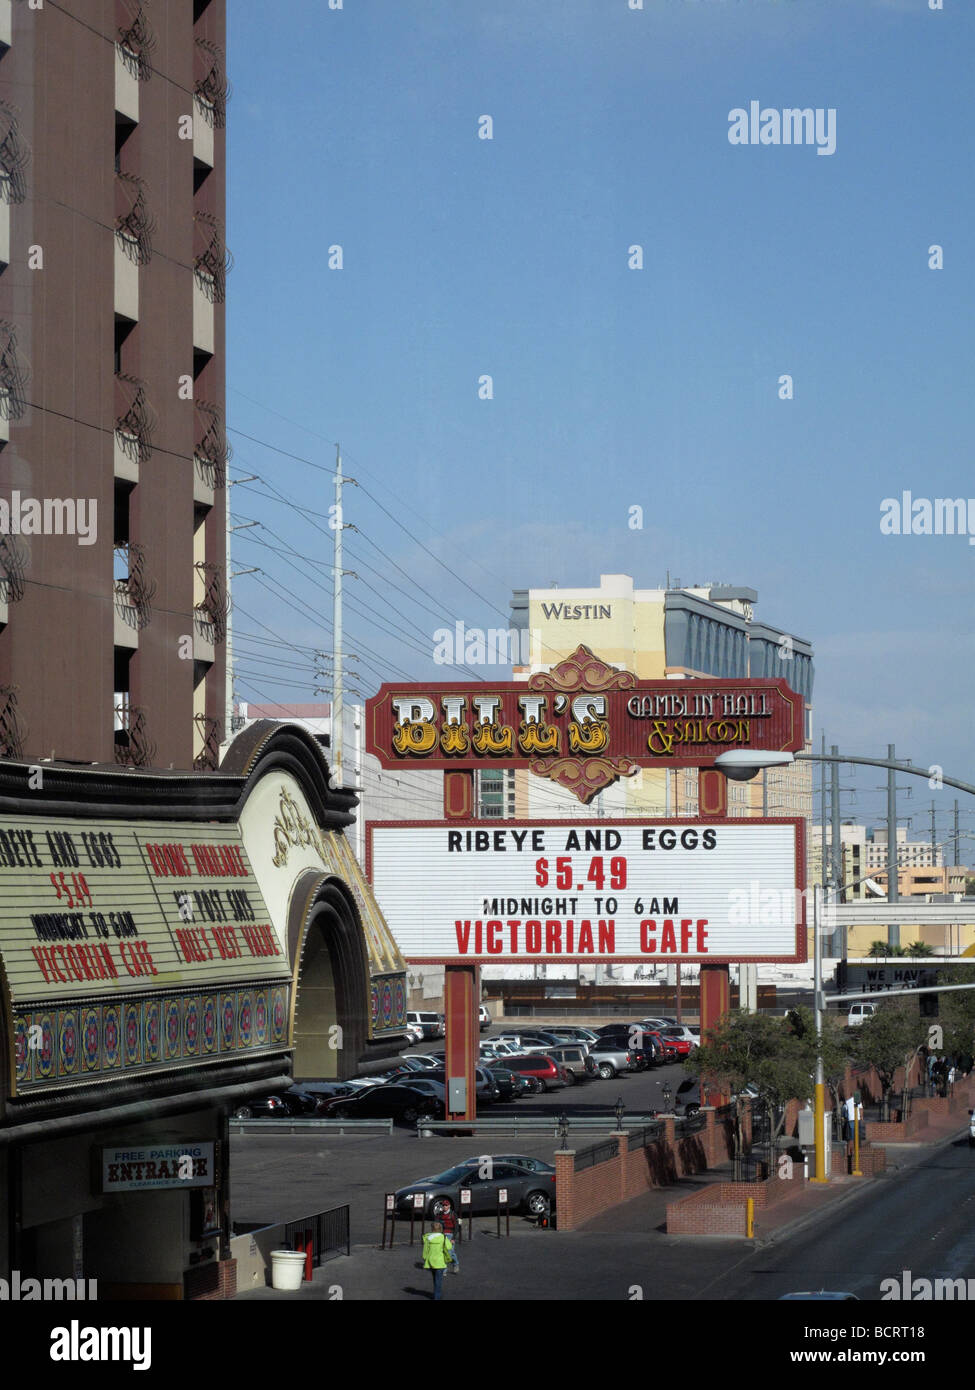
left=270, top=1249, right=306, bottom=1291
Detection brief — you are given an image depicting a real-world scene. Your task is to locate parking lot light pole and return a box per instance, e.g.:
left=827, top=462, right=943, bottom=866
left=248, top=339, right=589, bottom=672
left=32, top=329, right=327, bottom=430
left=615, top=1096, right=625, bottom=1131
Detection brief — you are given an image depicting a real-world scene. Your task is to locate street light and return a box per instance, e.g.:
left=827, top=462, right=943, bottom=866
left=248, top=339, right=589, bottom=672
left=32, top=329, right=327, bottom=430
left=614, top=1096, right=625, bottom=1131
left=713, top=751, right=795, bottom=781
left=661, top=1080, right=673, bottom=1112
left=557, top=1111, right=569, bottom=1150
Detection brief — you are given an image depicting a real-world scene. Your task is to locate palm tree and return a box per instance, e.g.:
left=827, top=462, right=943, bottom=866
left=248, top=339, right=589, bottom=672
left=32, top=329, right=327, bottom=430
left=867, top=940, right=890, bottom=957
left=905, top=941, right=934, bottom=957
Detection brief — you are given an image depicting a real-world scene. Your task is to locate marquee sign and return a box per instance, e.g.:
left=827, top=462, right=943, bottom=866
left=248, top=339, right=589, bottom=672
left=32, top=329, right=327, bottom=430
left=366, top=818, right=806, bottom=964
left=365, top=645, right=803, bottom=802
left=0, top=814, right=289, bottom=1007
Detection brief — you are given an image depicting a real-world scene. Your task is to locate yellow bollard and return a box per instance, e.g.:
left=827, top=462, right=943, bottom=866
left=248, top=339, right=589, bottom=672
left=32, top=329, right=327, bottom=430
left=746, top=1196, right=754, bottom=1239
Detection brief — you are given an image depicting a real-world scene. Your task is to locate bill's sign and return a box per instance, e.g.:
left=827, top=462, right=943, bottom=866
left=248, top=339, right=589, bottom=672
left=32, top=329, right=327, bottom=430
left=365, top=645, right=802, bottom=803
left=366, top=818, right=806, bottom=964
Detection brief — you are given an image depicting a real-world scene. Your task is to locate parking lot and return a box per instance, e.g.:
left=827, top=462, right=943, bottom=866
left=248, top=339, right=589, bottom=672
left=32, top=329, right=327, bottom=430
left=229, top=1022, right=696, bottom=1245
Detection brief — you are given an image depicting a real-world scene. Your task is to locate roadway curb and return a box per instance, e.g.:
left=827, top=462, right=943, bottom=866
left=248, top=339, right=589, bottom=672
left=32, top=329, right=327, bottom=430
left=754, top=1122, right=971, bottom=1249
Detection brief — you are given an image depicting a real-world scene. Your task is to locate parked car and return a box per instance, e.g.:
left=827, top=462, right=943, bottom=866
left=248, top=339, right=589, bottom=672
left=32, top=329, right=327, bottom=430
left=403, top=1023, right=424, bottom=1045
left=543, top=1044, right=598, bottom=1084
left=493, top=1030, right=565, bottom=1050
left=457, top=1153, right=556, bottom=1175
left=480, top=1040, right=521, bottom=1059
left=319, top=1083, right=443, bottom=1126
left=393, top=1065, right=499, bottom=1105
left=592, top=1030, right=655, bottom=1070
left=478, top=1004, right=491, bottom=1031
left=394, top=1160, right=556, bottom=1219
left=381, top=1075, right=446, bottom=1103
left=500, top=1054, right=567, bottom=1092
left=484, top=1067, right=529, bottom=1101
left=656, top=1032, right=693, bottom=1057
left=389, top=1057, right=447, bottom=1079
left=659, top=1025, right=699, bottom=1046
left=407, top=1011, right=446, bottom=1039
left=847, top=1003, right=876, bottom=1027
left=233, top=1089, right=320, bottom=1119
left=585, top=1039, right=640, bottom=1079
left=402, top=1053, right=444, bottom=1068
left=289, top=1081, right=357, bottom=1103
left=545, top=1025, right=600, bottom=1044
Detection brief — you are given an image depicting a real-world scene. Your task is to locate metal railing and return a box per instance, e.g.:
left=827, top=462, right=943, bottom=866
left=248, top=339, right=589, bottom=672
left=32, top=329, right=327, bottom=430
left=415, top=1114, right=662, bottom=1138
left=626, top=1121, right=664, bottom=1150
left=574, top=1137, right=620, bottom=1172
left=674, top=1112, right=707, bottom=1137
left=282, top=1206, right=350, bottom=1265
left=231, top=1118, right=394, bottom=1136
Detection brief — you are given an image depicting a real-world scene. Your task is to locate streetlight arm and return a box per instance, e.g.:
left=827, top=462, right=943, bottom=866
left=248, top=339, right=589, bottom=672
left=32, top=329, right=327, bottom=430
left=795, top=754, right=975, bottom=801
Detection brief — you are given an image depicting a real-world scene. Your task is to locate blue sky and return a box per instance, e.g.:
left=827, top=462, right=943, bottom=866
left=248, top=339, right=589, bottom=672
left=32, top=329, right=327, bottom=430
left=225, top=0, right=975, bottom=846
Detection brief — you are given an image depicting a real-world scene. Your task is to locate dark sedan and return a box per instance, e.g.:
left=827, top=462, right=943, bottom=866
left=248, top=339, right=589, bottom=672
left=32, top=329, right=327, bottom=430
left=319, top=1084, right=443, bottom=1127
left=394, top=1160, right=557, bottom=1219
left=484, top=1067, right=529, bottom=1101
left=233, top=1089, right=321, bottom=1119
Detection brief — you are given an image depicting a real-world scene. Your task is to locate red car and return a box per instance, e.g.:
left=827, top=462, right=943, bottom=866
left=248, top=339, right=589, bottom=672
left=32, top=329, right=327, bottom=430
left=502, top=1054, right=568, bottom=1093
left=657, top=1031, right=693, bottom=1057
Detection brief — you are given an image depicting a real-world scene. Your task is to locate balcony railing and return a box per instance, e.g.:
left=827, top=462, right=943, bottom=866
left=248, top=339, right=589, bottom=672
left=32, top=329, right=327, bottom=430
left=194, top=561, right=227, bottom=643
left=193, top=713, right=222, bottom=771
left=114, top=373, right=157, bottom=464
left=194, top=399, right=230, bottom=490
left=0, top=536, right=26, bottom=605
left=0, top=685, right=25, bottom=759
left=115, top=171, right=155, bottom=265
left=193, top=38, right=229, bottom=127
left=0, top=100, right=31, bottom=205
left=114, top=542, right=155, bottom=629
left=114, top=700, right=155, bottom=768
left=116, top=1, right=156, bottom=82
left=0, top=321, right=30, bottom=422
left=193, top=213, right=232, bottom=303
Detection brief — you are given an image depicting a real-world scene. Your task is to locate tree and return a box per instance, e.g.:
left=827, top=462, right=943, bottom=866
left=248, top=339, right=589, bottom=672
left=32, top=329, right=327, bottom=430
left=905, top=941, right=935, bottom=957
left=868, top=940, right=902, bottom=957
left=851, top=997, right=928, bottom=1120
left=690, top=1010, right=819, bottom=1175
left=936, top=962, right=975, bottom=1063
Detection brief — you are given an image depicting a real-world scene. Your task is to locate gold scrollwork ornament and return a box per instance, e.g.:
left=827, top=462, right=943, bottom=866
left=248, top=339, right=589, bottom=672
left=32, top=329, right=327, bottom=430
left=471, top=720, right=514, bottom=756
left=392, top=718, right=438, bottom=756
left=568, top=718, right=609, bottom=754
left=440, top=721, right=471, bottom=756
left=518, top=719, right=560, bottom=755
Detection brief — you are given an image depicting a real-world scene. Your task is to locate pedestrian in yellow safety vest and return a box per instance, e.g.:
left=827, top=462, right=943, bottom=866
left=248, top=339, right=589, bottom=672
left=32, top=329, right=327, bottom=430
left=422, top=1220, right=454, bottom=1301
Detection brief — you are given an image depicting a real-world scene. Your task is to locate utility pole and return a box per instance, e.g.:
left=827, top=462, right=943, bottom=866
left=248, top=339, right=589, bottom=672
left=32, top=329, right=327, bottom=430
left=930, top=801, right=937, bottom=866
left=954, top=800, right=960, bottom=868
left=887, top=744, right=899, bottom=950
left=831, top=745, right=841, bottom=955
left=820, top=732, right=828, bottom=898
left=332, top=444, right=344, bottom=788
left=225, top=474, right=257, bottom=742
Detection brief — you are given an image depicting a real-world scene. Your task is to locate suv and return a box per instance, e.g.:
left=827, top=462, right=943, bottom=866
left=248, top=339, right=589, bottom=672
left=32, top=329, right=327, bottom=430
left=544, top=1044, right=598, bottom=1085
left=501, top=1054, right=568, bottom=1093
left=478, top=1005, right=491, bottom=1031
left=407, top=1011, right=446, bottom=1040
left=586, top=1039, right=640, bottom=1079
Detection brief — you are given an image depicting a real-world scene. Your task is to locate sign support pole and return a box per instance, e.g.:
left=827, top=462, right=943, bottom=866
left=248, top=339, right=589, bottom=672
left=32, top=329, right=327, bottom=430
left=698, top=769, right=730, bottom=1102
left=444, top=770, right=478, bottom=1123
